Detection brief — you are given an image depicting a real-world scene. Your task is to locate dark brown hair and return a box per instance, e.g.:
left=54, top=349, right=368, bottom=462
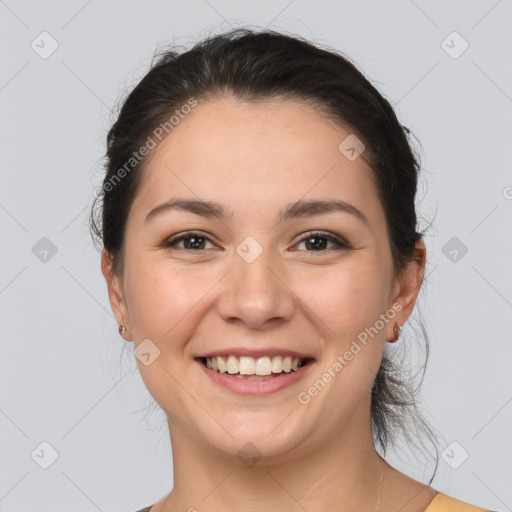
left=90, top=27, right=441, bottom=482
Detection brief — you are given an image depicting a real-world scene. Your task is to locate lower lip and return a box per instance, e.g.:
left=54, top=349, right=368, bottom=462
left=196, top=359, right=314, bottom=396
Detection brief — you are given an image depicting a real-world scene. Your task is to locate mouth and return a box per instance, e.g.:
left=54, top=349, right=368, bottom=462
left=198, top=355, right=312, bottom=379
left=194, top=353, right=316, bottom=395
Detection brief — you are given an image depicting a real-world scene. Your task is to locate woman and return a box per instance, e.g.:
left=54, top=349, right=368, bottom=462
left=90, top=28, right=495, bottom=512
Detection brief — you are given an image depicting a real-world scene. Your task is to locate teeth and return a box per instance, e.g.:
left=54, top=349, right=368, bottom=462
left=255, top=357, right=272, bottom=375
left=239, top=356, right=255, bottom=375
left=204, top=355, right=307, bottom=375
left=271, top=355, right=283, bottom=373
left=226, top=355, right=239, bottom=374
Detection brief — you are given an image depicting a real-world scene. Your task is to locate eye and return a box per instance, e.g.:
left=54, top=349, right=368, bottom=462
left=294, top=231, right=350, bottom=252
left=161, top=230, right=351, bottom=253
left=162, top=231, right=215, bottom=251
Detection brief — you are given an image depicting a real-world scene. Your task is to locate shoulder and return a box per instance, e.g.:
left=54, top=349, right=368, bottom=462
left=425, top=491, right=498, bottom=512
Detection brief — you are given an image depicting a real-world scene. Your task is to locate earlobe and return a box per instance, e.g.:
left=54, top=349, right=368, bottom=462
left=101, top=248, right=131, bottom=336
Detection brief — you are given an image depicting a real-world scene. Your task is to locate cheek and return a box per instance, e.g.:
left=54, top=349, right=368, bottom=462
left=123, top=257, right=205, bottom=341
left=291, top=261, right=388, bottom=337
left=123, top=261, right=210, bottom=412
left=294, top=264, right=388, bottom=411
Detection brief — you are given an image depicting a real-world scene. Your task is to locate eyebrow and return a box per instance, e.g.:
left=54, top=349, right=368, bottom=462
left=144, top=198, right=370, bottom=227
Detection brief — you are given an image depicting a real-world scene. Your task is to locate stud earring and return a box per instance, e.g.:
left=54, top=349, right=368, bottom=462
left=118, top=325, right=127, bottom=336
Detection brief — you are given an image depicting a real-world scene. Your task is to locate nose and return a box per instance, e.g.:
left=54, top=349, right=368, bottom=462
left=216, top=247, right=295, bottom=330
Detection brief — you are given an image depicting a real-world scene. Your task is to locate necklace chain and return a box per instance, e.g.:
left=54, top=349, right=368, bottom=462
left=377, top=457, right=385, bottom=511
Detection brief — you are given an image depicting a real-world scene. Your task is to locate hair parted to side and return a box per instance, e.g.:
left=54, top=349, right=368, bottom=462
left=90, top=27, right=441, bottom=482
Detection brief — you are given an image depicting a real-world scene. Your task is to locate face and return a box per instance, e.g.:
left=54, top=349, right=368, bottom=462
left=103, top=96, right=425, bottom=463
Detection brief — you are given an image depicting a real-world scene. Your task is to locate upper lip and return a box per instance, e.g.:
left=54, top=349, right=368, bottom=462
left=196, top=348, right=316, bottom=360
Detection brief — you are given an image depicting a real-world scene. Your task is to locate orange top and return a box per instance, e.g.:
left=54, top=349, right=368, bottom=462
left=135, top=491, right=496, bottom=511
left=424, top=491, right=494, bottom=511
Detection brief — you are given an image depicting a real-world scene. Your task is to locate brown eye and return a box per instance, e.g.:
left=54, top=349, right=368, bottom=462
left=161, top=230, right=350, bottom=253
left=295, top=231, right=350, bottom=251
left=162, top=232, right=214, bottom=251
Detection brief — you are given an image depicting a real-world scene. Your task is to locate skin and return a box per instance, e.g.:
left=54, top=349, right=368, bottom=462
left=102, top=96, right=436, bottom=511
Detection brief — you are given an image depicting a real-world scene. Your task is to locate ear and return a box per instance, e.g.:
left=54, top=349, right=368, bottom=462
left=101, top=248, right=132, bottom=340
left=388, top=238, right=426, bottom=337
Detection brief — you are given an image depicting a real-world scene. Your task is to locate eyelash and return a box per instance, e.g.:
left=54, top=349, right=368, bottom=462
left=161, top=230, right=351, bottom=253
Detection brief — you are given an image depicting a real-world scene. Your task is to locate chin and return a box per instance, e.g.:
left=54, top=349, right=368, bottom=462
left=196, top=410, right=314, bottom=465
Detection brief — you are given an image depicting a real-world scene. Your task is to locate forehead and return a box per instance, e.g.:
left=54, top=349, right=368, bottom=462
left=130, top=97, right=382, bottom=227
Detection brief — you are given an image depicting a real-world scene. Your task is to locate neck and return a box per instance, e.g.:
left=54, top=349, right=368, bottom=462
left=161, top=399, right=388, bottom=511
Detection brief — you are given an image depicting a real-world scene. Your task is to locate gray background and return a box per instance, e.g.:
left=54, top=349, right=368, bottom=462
left=1, top=1, right=511, bottom=511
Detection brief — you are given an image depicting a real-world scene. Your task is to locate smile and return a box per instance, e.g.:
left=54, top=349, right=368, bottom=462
left=204, top=355, right=307, bottom=376
left=195, top=354, right=315, bottom=395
